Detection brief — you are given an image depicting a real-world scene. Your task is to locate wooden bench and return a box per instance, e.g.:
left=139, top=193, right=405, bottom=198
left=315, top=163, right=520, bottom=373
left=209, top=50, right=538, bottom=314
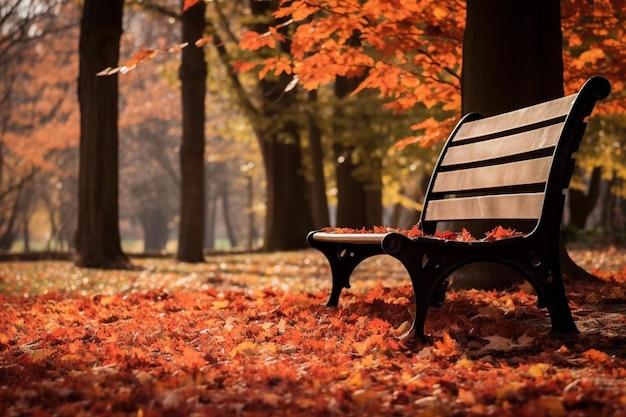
left=307, top=76, right=611, bottom=340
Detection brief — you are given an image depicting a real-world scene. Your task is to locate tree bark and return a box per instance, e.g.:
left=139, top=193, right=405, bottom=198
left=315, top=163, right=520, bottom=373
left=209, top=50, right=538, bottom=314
left=307, top=90, right=330, bottom=228
left=453, top=0, right=595, bottom=288
left=140, top=207, right=169, bottom=252
left=259, top=117, right=314, bottom=251
left=568, top=166, right=602, bottom=229
left=249, top=0, right=314, bottom=251
left=204, top=181, right=217, bottom=250
left=219, top=183, right=237, bottom=248
left=333, top=75, right=383, bottom=228
left=462, top=0, right=563, bottom=116
left=75, top=0, right=129, bottom=268
left=176, top=0, right=207, bottom=262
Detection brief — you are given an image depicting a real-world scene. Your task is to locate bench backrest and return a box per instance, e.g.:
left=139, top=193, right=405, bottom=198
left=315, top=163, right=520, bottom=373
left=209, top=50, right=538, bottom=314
left=420, top=76, right=611, bottom=236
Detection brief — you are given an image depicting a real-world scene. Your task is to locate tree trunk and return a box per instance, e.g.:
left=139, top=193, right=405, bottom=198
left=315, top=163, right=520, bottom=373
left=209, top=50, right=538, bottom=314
left=176, top=0, right=207, bottom=262
left=205, top=183, right=217, bottom=250
left=333, top=75, right=383, bottom=228
left=462, top=0, right=563, bottom=116
left=220, top=183, right=237, bottom=248
left=0, top=183, right=22, bottom=250
left=140, top=207, right=168, bottom=252
left=250, top=0, right=314, bottom=252
left=22, top=210, right=29, bottom=252
left=260, top=120, right=314, bottom=251
left=307, top=90, right=330, bottom=227
left=568, top=166, right=602, bottom=229
left=75, top=0, right=129, bottom=268
left=453, top=0, right=595, bottom=289
left=334, top=143, right=367, bottom=228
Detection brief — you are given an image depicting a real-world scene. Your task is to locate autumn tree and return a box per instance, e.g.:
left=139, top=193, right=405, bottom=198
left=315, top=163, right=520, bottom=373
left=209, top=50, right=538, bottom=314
left=132, top=0, right=626, bottom=253
left=250, top=1, right=314, bottom=251
left=76, top=0, right=129, bottom=268
left=206, top=0, right=315, bottom=251
left=1, top=0, right=79, bottom=251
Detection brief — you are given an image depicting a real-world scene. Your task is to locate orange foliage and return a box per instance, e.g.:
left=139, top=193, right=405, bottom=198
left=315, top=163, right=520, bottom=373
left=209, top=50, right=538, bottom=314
left=322, top=225, right=523, bottom=242
left=235, top=0, right=626, bottom=145
left=1, top=252, right=626, bottom=415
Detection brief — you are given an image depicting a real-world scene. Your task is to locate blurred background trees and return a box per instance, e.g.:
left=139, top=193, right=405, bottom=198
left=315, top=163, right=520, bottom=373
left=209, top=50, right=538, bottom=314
left=1, top=0, right=625, bottom=260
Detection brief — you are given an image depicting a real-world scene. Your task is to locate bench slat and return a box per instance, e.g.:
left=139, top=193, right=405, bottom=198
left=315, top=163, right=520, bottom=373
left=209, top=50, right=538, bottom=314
left=442, top=123, right=563, bottom=166
left=424, top=193, right=544, bottom=221
left=453, top=95, right=576, bottom=142
left=310, top=232, right=384, bottom=244
left=432, top=156, right=553, bottom=193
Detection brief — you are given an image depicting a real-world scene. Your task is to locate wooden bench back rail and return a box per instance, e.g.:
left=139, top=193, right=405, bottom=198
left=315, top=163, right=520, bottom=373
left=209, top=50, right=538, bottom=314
left=306, top=76, right=611, bottom=340
left=421, top=78, right=610, bottom=235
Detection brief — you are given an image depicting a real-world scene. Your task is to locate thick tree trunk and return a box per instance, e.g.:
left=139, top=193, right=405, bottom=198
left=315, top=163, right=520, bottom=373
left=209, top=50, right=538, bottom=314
left=454, top=0, right=594, bottom=288
left=462, top=0, right=563, bottom=116
left=75, top=0, right=129, bottom=268
left=176, top=0, right=207, bottom=262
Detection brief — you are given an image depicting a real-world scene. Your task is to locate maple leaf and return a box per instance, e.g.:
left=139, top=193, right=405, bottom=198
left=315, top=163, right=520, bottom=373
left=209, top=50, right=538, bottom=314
left=484, top=226, right=523, bottom=242
left=582, top=348, right=611, bottom=364
left=372, top=225, right=389, bottom=233
left=474, top=333, right=534, bottom=355
left=240, top=31, right=277, bottom=51
left=432, top=330, right=461, bottom=358
left=232, top=60, right=258, bottom=73
left=458, top=228, right=475, bottom=242
left=434, top=230, right=457, bottom=241
left=275, top=3, right=319, bottom=22
left=260, top=56, right=292, bottom=79
left=408, top=224, right=424, bottom=238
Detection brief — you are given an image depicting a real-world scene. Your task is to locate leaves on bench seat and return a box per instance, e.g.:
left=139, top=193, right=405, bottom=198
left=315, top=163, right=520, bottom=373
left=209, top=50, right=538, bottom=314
left=320, top=224, right=524, bottom=242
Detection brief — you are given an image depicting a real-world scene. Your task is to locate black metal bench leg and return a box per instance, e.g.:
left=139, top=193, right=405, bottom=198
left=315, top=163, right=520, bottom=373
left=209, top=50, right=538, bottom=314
left=382, top=234, right=442, bottom=341
left=325, top=245, right=385, bottom=306
left=523, top=271, right=576, bottom=337
left=307, top=234, right=385, bottom=307
left=541, top=263, right=578, bottom=335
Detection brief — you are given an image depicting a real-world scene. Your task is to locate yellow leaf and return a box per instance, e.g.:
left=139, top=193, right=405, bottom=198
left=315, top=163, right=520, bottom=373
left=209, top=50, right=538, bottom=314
left=231, top=340, right=258, bottom=357
left=528, top=363, right=552, bottom=379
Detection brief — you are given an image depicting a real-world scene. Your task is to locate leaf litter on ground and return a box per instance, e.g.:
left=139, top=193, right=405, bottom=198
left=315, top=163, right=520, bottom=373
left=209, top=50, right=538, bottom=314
left=1, top=247, right=626, bottom=416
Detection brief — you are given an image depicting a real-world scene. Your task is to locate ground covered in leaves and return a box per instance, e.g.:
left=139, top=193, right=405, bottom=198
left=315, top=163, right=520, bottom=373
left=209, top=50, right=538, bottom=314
left=1, top=247, right=626, bottom=416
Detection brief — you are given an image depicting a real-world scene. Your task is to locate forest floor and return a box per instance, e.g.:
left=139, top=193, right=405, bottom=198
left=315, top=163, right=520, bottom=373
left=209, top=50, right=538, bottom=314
left=1, top=245, right=626, bottom=416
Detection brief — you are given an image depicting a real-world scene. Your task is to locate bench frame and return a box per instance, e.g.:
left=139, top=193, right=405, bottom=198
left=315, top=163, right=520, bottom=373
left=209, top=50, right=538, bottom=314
left=307, top=76, right=611, bottom=340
